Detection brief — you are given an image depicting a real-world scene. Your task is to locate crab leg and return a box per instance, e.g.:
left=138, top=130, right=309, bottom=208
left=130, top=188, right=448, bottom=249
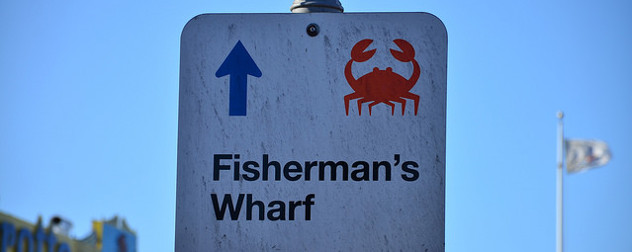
left=344, top=93, right=364, bottom=116
left=392, top=97, right=407, bottom=115
left=367, top=102, right=378, bottom=116
left=356, top=98, right=368, bottom=116
left=401, top=92, right=420, bottom=115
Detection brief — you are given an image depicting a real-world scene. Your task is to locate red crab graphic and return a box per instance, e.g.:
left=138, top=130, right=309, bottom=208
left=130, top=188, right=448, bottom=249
left=344, top=39, right=420, bottom=116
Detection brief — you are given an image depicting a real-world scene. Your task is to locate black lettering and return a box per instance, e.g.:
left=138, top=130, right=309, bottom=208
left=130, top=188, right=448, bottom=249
left=304, top=194, right=315, bottom=221
left=246, top=194, right=265, bottom=220
left=394, top=154, right=401, bottom=166
left=211, top=194, right=244, bottom=220
left=288, top=201, right=302, bottom=220
left=233, top=154, right=240, bottom=180
left=283, top=161, right=303, bottom=181
left=304, top=161, right=318, bottom=181
left=351, top=161, right=371, bottom=181
left=319, top=161, right=349, bottom=181
left=372, top=161, right=392, bottom=181
left=213, top=154, right=232, bottom=181
left=242, top=161, right=260, bottom=181
left=267, top=201, right=286, bottom=221
left=401, top=161, right=420, bottom=181
left=262, top=154, right=281, bottom=181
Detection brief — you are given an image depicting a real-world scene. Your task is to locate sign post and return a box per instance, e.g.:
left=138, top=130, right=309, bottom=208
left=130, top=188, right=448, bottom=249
left=176, top=12, right=447, bottom=251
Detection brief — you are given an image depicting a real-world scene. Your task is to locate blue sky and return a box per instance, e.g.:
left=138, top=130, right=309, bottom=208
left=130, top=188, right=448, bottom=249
left=1, top=0, right=631, bottom=251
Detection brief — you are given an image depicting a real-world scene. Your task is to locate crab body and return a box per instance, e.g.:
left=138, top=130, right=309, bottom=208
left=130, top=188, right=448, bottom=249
left=344, top=39, right=421, bottom=116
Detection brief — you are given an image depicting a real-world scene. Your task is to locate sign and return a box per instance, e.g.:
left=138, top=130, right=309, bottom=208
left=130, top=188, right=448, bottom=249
left=176, top=12, right=447, bottom=251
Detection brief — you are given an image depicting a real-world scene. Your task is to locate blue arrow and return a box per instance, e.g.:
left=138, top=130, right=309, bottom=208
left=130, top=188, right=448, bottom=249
left=215, top=40, right=262, bottom=116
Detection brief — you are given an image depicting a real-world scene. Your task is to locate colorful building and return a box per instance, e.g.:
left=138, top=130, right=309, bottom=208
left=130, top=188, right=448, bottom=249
left=0, top=211, right=136, bottom=252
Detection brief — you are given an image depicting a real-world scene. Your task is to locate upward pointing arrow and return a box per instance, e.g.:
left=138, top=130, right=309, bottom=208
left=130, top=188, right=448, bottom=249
left=215, top=40, right=262, bottom=116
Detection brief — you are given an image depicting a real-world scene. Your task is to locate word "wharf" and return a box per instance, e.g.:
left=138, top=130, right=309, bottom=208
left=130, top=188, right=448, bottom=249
left=211, top=194, right=315, bottom=221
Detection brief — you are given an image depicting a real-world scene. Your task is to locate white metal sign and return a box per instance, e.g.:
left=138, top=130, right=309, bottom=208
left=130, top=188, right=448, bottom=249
left=176, top=13, right=447, bottom=251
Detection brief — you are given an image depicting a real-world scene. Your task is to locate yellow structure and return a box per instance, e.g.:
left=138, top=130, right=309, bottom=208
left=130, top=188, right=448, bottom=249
left=0, top=211, right=135, bottom=252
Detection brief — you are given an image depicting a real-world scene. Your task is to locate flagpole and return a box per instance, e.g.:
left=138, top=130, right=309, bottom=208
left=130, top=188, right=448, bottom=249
left=556, top=111, right=564, bottom=252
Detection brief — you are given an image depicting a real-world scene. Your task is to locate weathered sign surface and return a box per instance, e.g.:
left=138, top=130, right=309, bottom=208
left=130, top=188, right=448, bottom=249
left=176, top=12, right=447, bottom=251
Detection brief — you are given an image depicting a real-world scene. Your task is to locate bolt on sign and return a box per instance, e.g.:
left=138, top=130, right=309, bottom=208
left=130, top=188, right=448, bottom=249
left=176, top=12, right=447, bottom=251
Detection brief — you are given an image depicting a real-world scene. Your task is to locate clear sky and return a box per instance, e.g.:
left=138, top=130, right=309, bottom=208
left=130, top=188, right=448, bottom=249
left=1, top=0, right=631, bottom=251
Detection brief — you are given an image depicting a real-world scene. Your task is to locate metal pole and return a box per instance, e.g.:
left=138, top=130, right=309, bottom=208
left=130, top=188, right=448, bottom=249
left=556, top=111, right=564, bottom=252
left=290, top=0, right=344, bottom=13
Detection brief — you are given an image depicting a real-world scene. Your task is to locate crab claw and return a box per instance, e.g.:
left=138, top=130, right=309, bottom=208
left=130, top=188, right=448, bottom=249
left=350, top=39, right=376, bottom=62
left=390, top=39, right=415, bottom=62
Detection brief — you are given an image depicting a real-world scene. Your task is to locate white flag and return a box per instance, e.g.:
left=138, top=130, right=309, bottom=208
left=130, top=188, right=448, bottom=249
left=565, top=139, right=611, bottom=173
